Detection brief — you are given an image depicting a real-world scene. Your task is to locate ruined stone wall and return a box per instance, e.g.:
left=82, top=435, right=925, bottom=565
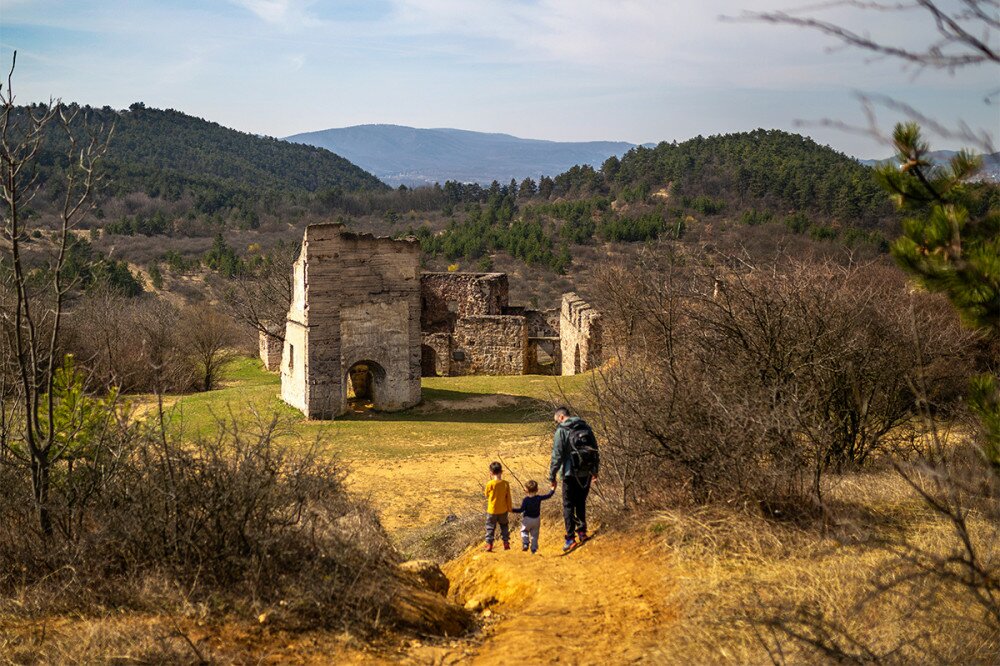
left=525, top=308, right=560, bottom=338
left=420, top=273, right=508, bottom=333
left=421, top=333, right=451, bottom=377
left=258, top=324, right=283, bottom=371
left=527, top=337, right=561, bottom=375
left=280, top=224, right=421, bottom=419
left=281, top=250, right=310, bottom=413
left=560, top=293, right=602, bottom=376
left=450, top=315, right=528, bottom=375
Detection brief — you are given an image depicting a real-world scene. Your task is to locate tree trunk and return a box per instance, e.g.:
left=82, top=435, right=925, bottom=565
left=31, top=454, right=53, bottom=537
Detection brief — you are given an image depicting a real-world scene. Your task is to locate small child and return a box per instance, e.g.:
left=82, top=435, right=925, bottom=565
left=511, top=479, right=555, bottom=554
left=483, top=461, right=513, bottom=552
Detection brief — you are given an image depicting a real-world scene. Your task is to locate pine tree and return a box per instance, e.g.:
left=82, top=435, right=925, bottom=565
left=882, top=123, right=1000, bottom=467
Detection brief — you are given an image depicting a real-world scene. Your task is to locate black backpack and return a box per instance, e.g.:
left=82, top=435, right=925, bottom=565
left=564, top=419, right=600, bottom=477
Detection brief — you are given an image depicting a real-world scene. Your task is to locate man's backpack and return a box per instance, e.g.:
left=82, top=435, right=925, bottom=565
left=564, top=420, right=600, bottom=477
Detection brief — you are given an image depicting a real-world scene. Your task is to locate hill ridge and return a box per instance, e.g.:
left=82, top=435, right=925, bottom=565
left=284, top=124, right=641, bottom=186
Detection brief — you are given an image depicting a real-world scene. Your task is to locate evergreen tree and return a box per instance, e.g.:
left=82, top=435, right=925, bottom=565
left=518, top=177, right=537, bottom=198
left=883, top=123, right=1000, bottom=467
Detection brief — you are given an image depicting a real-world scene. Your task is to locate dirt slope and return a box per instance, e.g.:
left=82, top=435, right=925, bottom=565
left=349, top=443, right=677, bottom=664
left=439, top=527, right=676, bottom=664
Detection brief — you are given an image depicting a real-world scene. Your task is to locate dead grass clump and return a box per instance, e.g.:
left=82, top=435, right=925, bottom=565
left=397, top=511, right=485, bottom=562
left=652, top=466, right=999, bottom=664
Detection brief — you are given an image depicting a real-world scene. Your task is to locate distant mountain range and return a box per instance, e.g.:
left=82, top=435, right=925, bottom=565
left=860, top=150, right=1000, bottom=182
left=284, top=124, right=647, bottom=186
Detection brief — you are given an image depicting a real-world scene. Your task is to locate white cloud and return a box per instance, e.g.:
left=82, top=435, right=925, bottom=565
left=228, top=0, right=321, bottom=29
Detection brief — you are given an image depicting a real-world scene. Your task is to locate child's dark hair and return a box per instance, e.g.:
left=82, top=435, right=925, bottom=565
left=489, top=461, right=503, bottom=475
left=525, top=480, right=538, bottom=493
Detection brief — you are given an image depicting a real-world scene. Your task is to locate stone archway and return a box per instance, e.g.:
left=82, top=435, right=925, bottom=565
left=420, top=344, right=438, bottom=377
left=346, top=360, right=387, bottom=411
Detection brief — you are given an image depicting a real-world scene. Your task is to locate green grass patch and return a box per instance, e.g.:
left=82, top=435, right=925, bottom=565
left=153, top=357, right=592, bottom=461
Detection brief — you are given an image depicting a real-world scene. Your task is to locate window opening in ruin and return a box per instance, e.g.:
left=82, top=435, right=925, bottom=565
left=421, top=345, right=438, bottom=377
left=536, top=345, right=553, bottom=366
left=446, top=300, right=458, bottom=314
left=288, top=344, right=294, bottom=369
left=574, top=344, right=581, bottom=374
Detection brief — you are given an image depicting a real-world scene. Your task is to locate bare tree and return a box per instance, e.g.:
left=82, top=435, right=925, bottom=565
left=588, top=247, right=975, bottom=510
left=179, top=305, right=241, bottom=391
left=0, top=53, right=112, bottom=536
left=221, top=242, right=297, bottom=341
left=733, top=1, right=999, bottom=153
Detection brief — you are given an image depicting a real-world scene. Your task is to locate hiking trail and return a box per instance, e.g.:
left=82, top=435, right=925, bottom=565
left=351, top=446, right=677, bottom=664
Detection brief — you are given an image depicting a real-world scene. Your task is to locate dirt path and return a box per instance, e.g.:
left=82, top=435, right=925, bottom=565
left=349, top=443, right=677, bottom=664
left=437, top=526, right=675, bottom=665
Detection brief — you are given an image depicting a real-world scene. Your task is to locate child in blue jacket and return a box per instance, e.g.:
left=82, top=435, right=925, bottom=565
left=512, top=480, right=555, bottom=553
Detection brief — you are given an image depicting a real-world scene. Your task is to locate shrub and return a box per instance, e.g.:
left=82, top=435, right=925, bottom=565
left=589, top=250, right=975, bottom=510
left=0, top=408, right=399, bottom=635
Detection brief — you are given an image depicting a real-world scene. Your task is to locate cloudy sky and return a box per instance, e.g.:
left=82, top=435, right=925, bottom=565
left=1, top=0, right=996, bottom=158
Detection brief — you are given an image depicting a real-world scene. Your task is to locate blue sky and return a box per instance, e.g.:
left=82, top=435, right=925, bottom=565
left=1, top=0, right=996, bottom=159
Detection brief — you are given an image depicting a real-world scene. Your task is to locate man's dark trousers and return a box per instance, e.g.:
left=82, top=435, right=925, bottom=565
left=562, top=475, right=591, bottom=540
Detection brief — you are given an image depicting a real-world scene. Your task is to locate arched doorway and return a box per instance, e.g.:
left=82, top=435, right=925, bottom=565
left=421, top=344, right=437, bottom=377
left=346, top=360, right=386, bottom=412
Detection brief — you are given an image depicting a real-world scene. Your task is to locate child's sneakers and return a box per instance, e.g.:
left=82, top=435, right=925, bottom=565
left=522, top=543, right=529, bottom=552
left=484, top=542, right=493, bottom=552
left=503, top=541, right=511, bottom=550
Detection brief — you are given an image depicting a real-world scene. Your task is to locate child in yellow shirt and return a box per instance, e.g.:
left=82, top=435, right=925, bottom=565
left=483, top=461, right=513, bottom=552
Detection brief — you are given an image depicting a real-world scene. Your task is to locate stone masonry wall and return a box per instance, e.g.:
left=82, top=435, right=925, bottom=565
left=258, top=323, right=283, bottom=371
left=451, top=315, right=528, bottom=375
left=420, top=273, right=508, bottom=334
left=560, top=293, right=602, bottom=376
left=421, top=332, right=451, bottom=377
left=280, top=224, right=421, bottom=419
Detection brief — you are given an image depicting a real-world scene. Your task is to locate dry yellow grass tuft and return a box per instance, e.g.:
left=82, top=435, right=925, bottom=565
left=648, top=468, right=999, bottom=664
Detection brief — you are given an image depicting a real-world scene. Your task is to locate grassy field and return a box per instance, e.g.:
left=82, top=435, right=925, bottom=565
left=155, top=356, right=590, bottom=461
left=148, top=357, right=595, bottom=540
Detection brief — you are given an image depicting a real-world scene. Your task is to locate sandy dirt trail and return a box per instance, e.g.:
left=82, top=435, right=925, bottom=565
left=438, top=526, right=676, bottom=665
left=348, top=435, right=677, bottom=665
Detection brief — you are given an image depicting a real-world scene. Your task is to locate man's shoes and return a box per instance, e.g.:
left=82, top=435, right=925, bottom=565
left=484, top=542, right=493, bottom=552
left=503, top=541, right=511, bottom=550
left=577, top=531, right=588, bottom=543
left=563, top=538, right=577, bottom=553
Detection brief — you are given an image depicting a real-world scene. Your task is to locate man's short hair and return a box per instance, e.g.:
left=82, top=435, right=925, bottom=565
left=554, top=406, right=571, bottom=418
left=489, top=461, right=503, bottom=475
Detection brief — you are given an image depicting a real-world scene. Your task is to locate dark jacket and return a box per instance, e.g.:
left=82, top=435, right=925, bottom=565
left=548, top=416, right=598, bottom=482
left=512, top=490, right=555, bottom=518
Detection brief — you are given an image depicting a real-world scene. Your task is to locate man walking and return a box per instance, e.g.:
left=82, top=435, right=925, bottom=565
left=548, top=406, right=599, bottom=552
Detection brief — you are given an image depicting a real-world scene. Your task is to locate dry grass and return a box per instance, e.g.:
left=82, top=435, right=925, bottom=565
left=648, top=467, right=999, bottom=664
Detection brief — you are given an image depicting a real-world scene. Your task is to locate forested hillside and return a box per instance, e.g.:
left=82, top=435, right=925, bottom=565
left=24, top=103, right=385, bottom=211
left=552, top=129, right=894, bottom=227
left=21, top=112, right=970, bottom=308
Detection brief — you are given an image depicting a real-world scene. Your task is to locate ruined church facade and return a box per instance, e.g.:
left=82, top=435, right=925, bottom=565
left=271, top=224, right=599, bottom=419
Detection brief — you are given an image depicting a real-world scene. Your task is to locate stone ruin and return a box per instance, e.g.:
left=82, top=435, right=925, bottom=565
left=560, top=292, right=602, bottom=375
left=266, top=224, right=600, bottom=419
left=279, top=224, right=422, bottom=419
left=420, top=272, right=562, bottom=377
left=258, top=322, right=283, bottom=371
